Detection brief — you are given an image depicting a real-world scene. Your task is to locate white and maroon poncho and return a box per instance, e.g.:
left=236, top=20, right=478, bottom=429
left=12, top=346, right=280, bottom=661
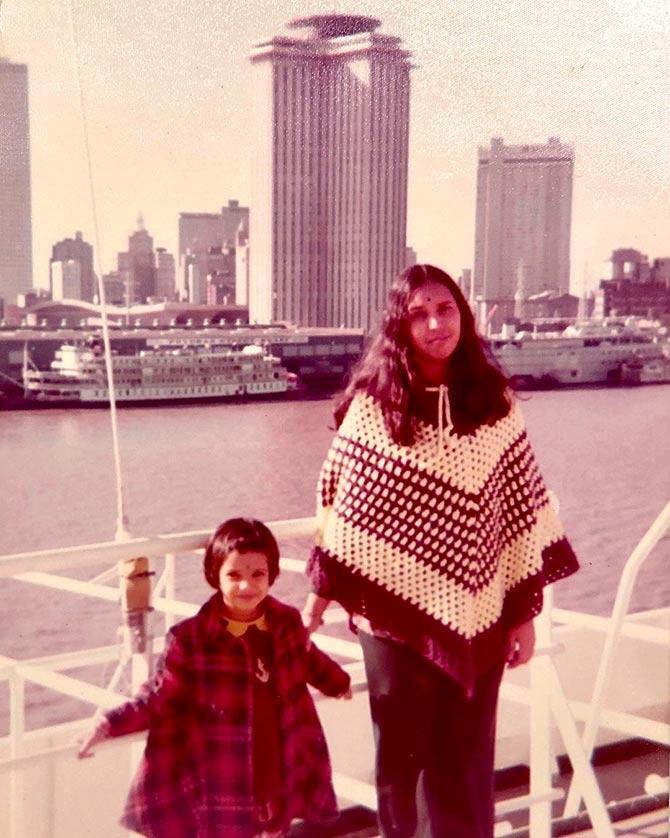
left=307, top=391, right=579, bottom=694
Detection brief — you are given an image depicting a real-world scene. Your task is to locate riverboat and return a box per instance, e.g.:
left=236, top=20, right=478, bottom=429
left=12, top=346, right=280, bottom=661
left=490, top=324, right=668, bottom=387
left=21, top=338, right=296, bottom=405
left=0, top=325, right=364, bottom=406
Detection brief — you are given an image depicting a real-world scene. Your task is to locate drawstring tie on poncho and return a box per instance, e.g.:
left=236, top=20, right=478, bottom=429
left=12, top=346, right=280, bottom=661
left=425, top=383, right=451, bottom=452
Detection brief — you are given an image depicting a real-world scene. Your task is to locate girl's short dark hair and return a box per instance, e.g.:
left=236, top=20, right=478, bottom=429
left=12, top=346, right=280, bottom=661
left=203, top=518, right=280, bottom=590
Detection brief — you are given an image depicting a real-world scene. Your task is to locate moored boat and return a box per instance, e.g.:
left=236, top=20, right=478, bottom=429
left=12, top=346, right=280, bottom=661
left=21, top=337, right=297, bottom=406
left=620, top=353, right=670, bottom=386
left=490, top=323, right=669, bottom=388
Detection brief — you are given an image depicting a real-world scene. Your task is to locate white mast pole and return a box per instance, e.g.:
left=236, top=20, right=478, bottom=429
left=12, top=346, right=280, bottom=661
left=67, top=0, right=130, bottom=540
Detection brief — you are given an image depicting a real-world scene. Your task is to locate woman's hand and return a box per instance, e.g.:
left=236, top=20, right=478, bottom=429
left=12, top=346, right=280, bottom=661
left=301, top=593, right=330, bottom=635
left=77, top=717, right=111, bottom=759
left=506, top=619, right=535, bottom=668
left=336, top=687, right=353, bottom=700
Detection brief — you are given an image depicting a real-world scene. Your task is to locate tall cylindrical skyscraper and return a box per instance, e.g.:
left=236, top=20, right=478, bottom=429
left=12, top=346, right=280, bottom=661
left=249, top=14, right=411, bottom=330
left=0, top=57, right=33, bottom=305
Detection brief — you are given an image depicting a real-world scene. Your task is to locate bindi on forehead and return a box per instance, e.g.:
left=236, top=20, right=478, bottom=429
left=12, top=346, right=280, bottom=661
left=408, top=297, right=434, bottom=312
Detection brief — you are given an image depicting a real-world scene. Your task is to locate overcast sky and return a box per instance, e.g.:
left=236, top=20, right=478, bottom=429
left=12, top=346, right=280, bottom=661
left=4, top=0, right=669, bottom=293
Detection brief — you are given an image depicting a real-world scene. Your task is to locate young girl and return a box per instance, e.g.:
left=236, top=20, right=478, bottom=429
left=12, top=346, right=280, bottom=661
left=79, top=517, right=351, bottom=838
left=302, top=265, right=579, bottom=837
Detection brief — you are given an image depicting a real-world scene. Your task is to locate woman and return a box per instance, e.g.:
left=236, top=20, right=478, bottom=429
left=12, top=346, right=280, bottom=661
left=302, top=264, right=578, bottom=838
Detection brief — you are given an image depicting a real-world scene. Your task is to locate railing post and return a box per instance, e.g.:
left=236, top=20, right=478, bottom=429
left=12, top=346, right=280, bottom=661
left=529, top=588, right=554, bottom=837
left=548, top=668, right=614, bottom=836
left=118, top=556, right=154, bottom=685
left=118, top=556, right=153, bottom=773
left=564, top=498, right=670, bottom=816
left=163, top=553, right=176, bottom=632
left=9, top=670, right=26, bottom=838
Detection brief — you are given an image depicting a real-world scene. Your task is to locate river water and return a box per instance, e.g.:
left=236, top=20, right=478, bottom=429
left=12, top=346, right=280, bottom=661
left=1, top=387, right=668, bottom=729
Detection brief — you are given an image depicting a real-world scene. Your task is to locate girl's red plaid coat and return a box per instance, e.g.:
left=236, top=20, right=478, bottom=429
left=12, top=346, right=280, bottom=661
left=104, top=594, right=350, bottom=837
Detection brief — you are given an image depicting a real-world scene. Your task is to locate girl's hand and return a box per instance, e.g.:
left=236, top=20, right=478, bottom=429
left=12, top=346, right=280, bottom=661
left=77, top=717, right=111, bottom=759
left=337, top=687, right=353, bottom=700
left=301, top=612, right=324, bottom=635
left=507, top=619, right=535, bottom=668
left=300, top=593, right=329, bottom=635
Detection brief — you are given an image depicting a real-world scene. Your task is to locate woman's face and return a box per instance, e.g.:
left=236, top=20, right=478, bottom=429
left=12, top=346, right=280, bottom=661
left=406, top=279, right=462, bottom=369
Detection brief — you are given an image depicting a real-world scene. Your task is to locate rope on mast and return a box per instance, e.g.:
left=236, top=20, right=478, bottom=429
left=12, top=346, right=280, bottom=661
left=67, top=0, right=130, bottom=540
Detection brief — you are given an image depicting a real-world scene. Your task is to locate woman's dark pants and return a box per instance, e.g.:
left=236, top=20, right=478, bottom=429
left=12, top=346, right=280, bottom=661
left=360, top=632, right=504, bottom=838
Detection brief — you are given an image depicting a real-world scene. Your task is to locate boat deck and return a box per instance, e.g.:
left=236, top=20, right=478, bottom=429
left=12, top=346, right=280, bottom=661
left=1, top=512, right=668, bottom=837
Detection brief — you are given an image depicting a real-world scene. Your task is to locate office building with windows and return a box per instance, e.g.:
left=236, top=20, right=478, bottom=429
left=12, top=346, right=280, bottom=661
left=473, top=137, right=574, bottom=328
left=0, top=57, right=33, bottom=305
left=249, top=14, right=411, bottom=329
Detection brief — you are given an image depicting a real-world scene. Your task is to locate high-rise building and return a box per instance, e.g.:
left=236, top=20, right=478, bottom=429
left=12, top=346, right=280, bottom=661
left=609, top=248, right=651, bottom=282
left=50, top=231, right=95, bottom=301
left=178, top=212, right=224, bottom=262
left=117, top=213, right=156, bottom=303
left=221, top=200, right=250, bottom=248
left=473, top=137, right=574, bottom=326
left=101, top=271, right=126, bottom=305
left=249, top=14, right=411, bottom=329
left=0, top=57, right=33, bottom=305
left=183, top=246, right=235, bottom=305
left=458, top=268, right=473, bottom=303
left=178, top=201, right=249, bottom=301
left=178, top=201, right=249, bottom=258
left=235, top=219, right=250, bottom=307
left=50, top=259, right=82, bottom=300
left=405, top=247, right=418, bottom=269
left=154, top=247, right=176, bottom=301
left=594, top=248, right=670, bottom=319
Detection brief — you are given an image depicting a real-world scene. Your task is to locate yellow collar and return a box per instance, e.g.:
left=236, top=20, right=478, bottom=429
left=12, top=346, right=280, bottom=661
left=225, top=613, right=268, bottom=637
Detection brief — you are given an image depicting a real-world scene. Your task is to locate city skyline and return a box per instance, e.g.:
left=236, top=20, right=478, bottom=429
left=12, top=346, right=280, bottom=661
left=3, top=0, right=669, bottom=297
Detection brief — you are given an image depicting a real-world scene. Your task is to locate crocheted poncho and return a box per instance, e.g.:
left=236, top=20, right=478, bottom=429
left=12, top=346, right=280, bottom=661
left=307, top=392, right=579, bottom=692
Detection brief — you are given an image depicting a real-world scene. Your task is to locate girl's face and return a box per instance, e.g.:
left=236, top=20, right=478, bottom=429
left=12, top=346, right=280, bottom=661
left=218, top=549, right=270, bottom=620
left=406, top=279, right=462, bottom=373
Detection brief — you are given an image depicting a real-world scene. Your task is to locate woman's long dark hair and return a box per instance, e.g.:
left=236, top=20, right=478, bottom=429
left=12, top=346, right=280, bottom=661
left=334, top=264, right=512, bottom=444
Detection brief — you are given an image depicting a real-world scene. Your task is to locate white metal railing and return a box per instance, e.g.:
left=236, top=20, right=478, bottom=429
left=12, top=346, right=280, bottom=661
left=1, top=511, right=669, bottom=837
left=563, top=498, right=670, bottom=817
left=0, top=517, right=316, bottom=578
